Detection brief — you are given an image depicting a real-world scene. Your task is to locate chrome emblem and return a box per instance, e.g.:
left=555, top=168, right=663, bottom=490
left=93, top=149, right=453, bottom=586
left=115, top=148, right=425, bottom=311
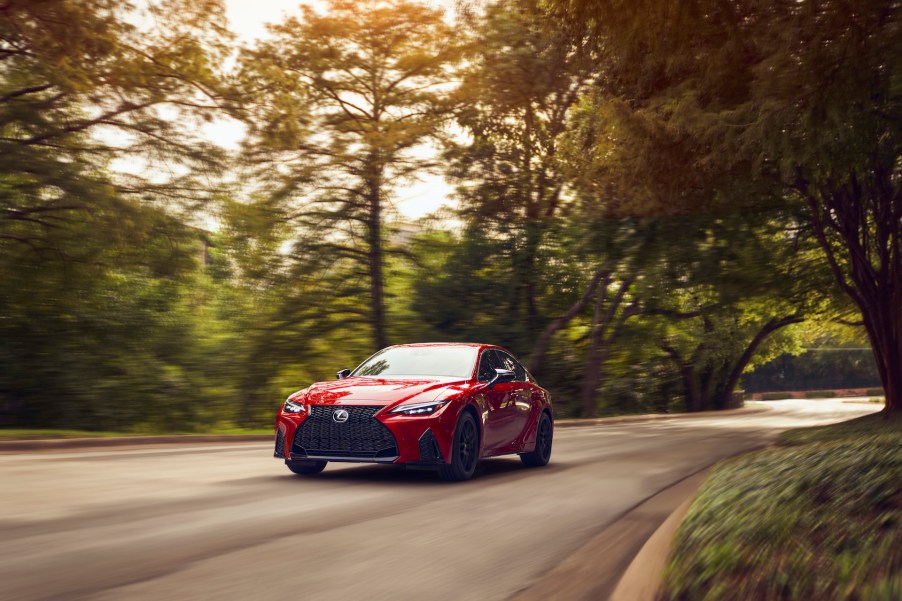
left=332, top=409, right=349, bottom=423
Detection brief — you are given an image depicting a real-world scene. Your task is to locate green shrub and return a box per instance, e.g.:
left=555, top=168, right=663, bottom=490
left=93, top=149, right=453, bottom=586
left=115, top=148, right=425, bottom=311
left=760, top=392, right=791, bottom=400
left=866, top=388, right=885, bottom=396
left=804, top=390, right=836, bottom=398
left=661, top=414, right=902, bottom=601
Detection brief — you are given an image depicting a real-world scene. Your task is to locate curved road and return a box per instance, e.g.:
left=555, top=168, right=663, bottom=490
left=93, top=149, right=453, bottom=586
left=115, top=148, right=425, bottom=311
left=0, top=399, right=875, bottom=601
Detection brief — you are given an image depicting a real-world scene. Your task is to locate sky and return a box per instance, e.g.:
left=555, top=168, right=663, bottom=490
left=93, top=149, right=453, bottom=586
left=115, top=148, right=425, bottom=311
left=212, top=0, right=458, bottom=221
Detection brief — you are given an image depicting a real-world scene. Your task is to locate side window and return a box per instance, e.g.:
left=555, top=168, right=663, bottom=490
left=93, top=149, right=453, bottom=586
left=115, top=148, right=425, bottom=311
left=497, top=351, right=527, bottom=382
left=477, top=350, right=504, bottom=381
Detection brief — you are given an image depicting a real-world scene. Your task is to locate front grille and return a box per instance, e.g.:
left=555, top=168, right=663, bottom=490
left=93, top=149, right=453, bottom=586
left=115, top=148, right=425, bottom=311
left=292, top=406, right=398, bottom=460
left=274, top=428, right=285, bottom=457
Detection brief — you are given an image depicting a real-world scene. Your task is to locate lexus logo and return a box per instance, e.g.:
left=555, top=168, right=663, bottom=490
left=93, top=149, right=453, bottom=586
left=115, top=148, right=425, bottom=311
left=332, top=409, right=349, bottom=423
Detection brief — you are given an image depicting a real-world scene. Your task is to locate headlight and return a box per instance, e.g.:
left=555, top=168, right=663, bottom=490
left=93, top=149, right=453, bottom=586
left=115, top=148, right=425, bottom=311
left=283, top=399, right=306, bottom=414
left=390, top=400, right=447, bottom=416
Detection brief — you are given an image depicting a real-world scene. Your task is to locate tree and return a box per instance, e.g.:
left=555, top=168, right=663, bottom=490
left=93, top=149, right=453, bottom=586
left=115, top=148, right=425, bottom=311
left=641, top=214, right=819, bottom=411
left=0, top=0, right=232, bottom=251
left=235, top=0, right=464, bottom=350
left=522, top=211, right=650, bottom=417
left=549, top=0, right=902, bottom=413
left=447, top=0, right=592, bottom=337
left=0, top=0, right=242, bottom=430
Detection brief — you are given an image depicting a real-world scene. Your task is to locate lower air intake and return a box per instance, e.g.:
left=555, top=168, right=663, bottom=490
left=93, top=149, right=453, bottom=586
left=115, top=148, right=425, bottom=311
left=418, top=428, right=443, bottom=463
left=274, top=428, right=285, bottom=457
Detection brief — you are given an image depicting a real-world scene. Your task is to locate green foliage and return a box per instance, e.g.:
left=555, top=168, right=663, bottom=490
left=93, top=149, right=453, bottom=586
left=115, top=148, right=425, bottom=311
left=234, top=0, right=465, bottom=350
left=760, top=392, right=792, bottom=401
left=446, top=0, right=592, bottom=339
left=0, top=0, right=232, bottom=251
left=661, top=414, right=902, bottom=601
left=804, top=391, right=837, bottom=399
left=2, top=0, right=891, bottom=432
left=550, top=0, right=902, bottom=412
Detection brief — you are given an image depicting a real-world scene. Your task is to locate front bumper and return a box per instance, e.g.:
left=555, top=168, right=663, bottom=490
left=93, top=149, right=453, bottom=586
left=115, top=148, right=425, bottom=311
left=275, top=403, right=459, bottom=465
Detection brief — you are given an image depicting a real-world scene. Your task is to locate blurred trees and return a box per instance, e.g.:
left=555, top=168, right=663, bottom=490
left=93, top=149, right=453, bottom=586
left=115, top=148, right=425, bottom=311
left=548, top=0, right=902, bottom=413
left=0, top=0, right=232, bottom=250
left=446, top=0, right=593, bottom=340
left=643, top=213, right=833, bottom=412
left=0, top=0, right=236, bottom=429
left=0, top=0, right=888, bottom=429
left=234, top=0, right=465, bottom=350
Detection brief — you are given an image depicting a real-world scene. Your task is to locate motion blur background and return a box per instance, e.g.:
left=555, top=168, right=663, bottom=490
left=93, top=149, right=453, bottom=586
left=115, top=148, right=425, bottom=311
left=1, top=0, right=895, bottom=434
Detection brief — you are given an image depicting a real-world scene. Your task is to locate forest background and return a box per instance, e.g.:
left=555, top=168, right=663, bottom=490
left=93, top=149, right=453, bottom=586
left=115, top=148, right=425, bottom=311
left=2, top=0, right=895, bottom=432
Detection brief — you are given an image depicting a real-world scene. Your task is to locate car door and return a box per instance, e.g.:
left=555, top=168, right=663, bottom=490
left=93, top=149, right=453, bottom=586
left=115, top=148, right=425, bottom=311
left=495, top=350, right=533, bottom=449
left=477, top=349, right=516, bottom=453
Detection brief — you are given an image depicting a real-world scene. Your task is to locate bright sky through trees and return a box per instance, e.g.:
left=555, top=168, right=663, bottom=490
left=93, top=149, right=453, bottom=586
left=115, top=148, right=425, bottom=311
left=219, top=0, right=456, bottom=220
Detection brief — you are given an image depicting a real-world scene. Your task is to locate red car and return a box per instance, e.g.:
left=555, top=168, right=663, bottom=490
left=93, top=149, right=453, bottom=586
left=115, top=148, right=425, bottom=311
left=274, top=343, right=553, bottom=481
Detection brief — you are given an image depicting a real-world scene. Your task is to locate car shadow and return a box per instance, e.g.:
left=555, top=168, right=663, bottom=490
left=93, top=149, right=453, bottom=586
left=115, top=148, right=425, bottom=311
left=287, top=457, right=566, bottom=485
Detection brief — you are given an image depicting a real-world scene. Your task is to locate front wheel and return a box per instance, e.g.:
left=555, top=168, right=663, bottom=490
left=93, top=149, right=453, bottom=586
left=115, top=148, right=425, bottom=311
left=439, top=412, right=479, bottom=482
left=286, top=459, right=327, bottom=476
left=520, top=413, right=552, bottom=467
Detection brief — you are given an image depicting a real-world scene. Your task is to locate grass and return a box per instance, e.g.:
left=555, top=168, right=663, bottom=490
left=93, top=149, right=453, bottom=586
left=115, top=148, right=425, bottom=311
left=659, top=413, right=902, bottom=601
left=0, top=427, right=273, bottom=440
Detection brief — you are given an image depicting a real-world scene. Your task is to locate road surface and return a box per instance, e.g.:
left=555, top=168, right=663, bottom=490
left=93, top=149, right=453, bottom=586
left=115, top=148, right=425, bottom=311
left=0, top=399, right=876, bottom=601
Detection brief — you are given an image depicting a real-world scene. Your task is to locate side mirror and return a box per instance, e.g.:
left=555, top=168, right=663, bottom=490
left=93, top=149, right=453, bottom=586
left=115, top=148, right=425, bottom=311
left=336, top=369, right=352, bottom=379
left=487, top=368, right=516, bottom=389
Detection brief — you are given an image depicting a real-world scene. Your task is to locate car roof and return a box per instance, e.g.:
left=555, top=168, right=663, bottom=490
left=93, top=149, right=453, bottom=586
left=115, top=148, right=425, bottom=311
left=387, top=342, right=514, bottom=354
left=389, top=342, right=491, bottom=349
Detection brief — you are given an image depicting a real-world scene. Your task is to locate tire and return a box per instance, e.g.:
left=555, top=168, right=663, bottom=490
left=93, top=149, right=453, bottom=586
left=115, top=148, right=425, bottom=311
left=520, top=413, right=552, bottom=467
left=286, top=459, right=327, bottom=476
left=439, top=412, right=479, bottom=482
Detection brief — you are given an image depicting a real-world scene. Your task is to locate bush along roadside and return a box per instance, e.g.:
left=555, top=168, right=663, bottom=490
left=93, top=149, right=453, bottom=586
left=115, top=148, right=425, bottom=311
left=760, top=392, right=792, bottom=400
left=658, top=413, right=902, bottom=601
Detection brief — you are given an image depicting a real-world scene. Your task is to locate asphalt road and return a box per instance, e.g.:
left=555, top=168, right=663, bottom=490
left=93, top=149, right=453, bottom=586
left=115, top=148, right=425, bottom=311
left=0, top=399, right=876, bottom=601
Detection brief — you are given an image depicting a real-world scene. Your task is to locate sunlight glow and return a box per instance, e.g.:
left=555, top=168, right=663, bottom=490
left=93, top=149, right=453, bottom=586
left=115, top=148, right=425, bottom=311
left=217, top=0, right=458, bottom=222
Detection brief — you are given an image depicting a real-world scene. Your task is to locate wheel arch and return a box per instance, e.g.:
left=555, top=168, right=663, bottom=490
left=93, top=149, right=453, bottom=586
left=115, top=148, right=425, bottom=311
left=541, top=406, right=553, bottom=423
left=461, top=402, right=482, bottom=453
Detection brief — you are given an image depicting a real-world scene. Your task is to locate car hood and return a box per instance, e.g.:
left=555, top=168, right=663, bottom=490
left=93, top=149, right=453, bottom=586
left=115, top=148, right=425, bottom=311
left=296, top=376, right=474, bottom=407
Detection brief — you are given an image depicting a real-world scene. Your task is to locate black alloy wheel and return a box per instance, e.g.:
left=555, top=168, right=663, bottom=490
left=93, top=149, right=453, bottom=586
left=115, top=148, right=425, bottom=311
left=286, top=459, right=327, bottom=475
left=520, top=413, right=552, bottom=467
left=439, top=412, right=479, bottom=482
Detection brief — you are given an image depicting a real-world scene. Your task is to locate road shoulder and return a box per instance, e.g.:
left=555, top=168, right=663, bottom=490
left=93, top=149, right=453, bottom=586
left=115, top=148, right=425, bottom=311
left=508, top=469, right=711, bottom=601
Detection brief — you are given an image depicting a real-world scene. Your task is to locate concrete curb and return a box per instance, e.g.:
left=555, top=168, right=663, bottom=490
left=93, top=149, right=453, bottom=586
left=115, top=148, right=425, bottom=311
left=608, top=480, right=702, bottom=601
left=0, top=403, right=770, bottom=452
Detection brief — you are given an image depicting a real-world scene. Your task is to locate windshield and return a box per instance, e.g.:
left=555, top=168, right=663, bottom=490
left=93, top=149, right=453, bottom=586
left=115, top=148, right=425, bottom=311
left=352, top=346, right=478, bottom=379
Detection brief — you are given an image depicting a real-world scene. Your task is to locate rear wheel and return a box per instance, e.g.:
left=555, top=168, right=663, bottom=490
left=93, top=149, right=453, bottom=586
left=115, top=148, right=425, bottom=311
left=439, top=412, right=479, bottom=482
left=286, top=459, right=327, bottom=476
left=520, top=413, right=552, bottom=467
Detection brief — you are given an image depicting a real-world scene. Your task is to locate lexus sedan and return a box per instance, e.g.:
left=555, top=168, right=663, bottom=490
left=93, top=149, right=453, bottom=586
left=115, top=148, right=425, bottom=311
left=274, top=343, right=553, bottom=481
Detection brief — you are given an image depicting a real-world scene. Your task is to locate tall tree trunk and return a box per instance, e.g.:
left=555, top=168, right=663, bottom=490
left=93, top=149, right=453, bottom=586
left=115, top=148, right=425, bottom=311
left=859, top=294, right=902, bottom=413
left=366, top=171, right=387, bottom=350
left=662, top=343, right=702, bottom=412
left=578, top=276, right=639, bottom=417
left=682, top=366, right=701, bottom=412
left=523, top=220, right=542, bottom=328
left=697, top=366, right=713, bottom=411
left=798, top=170, right=901, bottom=414
left=579, top=288, right=606, bottom=418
